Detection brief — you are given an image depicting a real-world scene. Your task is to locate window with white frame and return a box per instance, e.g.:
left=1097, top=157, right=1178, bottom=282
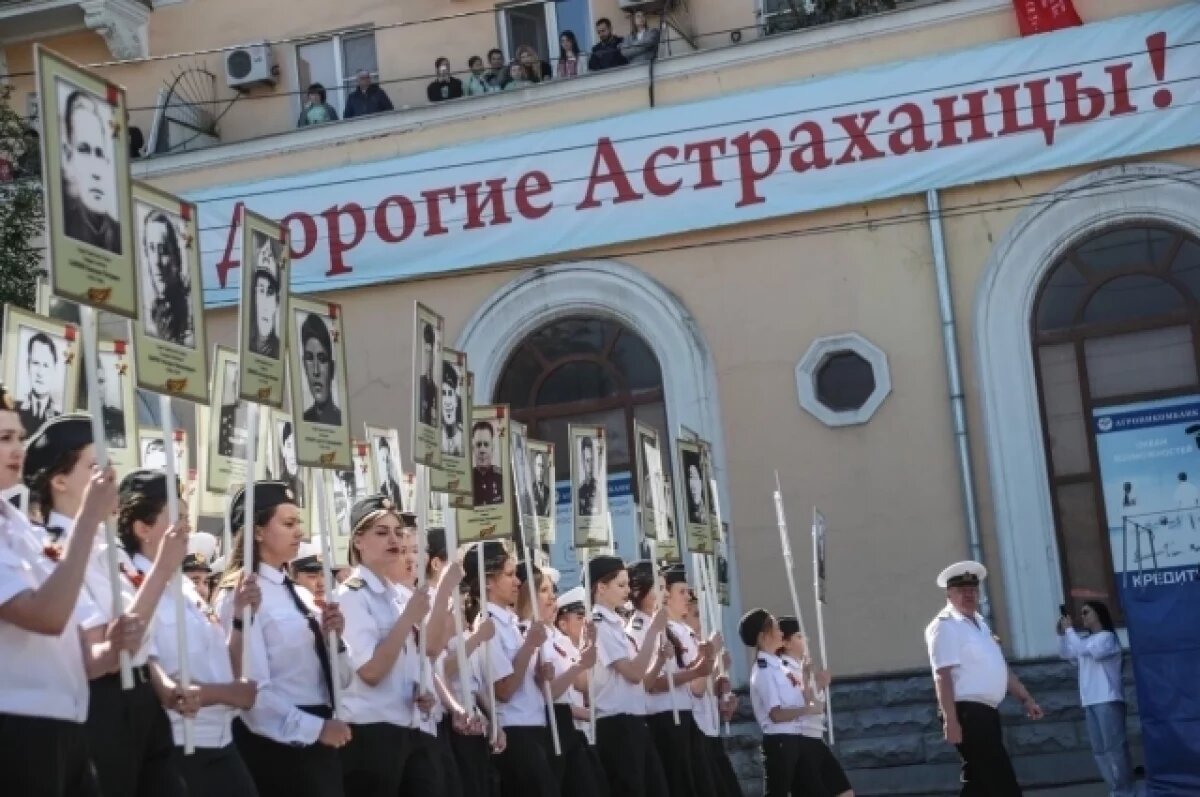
left=295, top=30, right=378, bottom=119
left=497, top=0, right=559, bottom=63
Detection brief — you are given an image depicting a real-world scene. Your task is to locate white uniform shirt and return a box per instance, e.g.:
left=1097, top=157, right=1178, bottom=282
left=625, top=610, right=661, bottom=716
left=0, top=503, right=97, bottom=722
left=749, top=651, right=806, bottom=735
left=485, top=603, right=546, bottom=728
left=1059, top=629, right=1124, bottom=706
left=46, top=512, right=155, bottom=665
left=137, top=552, right=236, bottom=747
left=592, top=605, right=645, bottom=718
left=692, top=683, right=719, bottom=737
left=335, top=566, right=424, bottom=727
left=543, top=628, right=583, bottom=707
left=216, top=563, right=329, bottom=745
left=924, top=604, right=1008, bottom=708
left=782, top=654, right=824, bottom=738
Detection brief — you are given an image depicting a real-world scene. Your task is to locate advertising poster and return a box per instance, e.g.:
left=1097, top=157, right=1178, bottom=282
left=237, top=209, right=289, bottom=408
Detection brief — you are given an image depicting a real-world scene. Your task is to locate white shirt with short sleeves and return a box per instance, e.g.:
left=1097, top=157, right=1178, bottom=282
left=137, top=552, right=237, bottom=747
left=1059, top=628, right=1124, bottom=706
left=592, top=604, right=645, bottom=718
left=543, top=628, right=583, bottom=708
left=0, top=503, right=95, bottom=723
left=924, top=604, right=1009, bottom=708
left=750, top=651, right=806, bottom=735
left=782, top=654, right=824, bottom=738
left=485, top=602, right=547, bottom=728
left=646, top=618, right=697, bottom=715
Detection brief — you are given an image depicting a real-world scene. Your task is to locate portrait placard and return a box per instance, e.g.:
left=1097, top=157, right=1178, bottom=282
left=457, top=404, right=512, bottom=544
left=271, top=411, right=308, bottom=510
left=237, top=209, right=289, bottom=408
left=718, top=521, right=730, bottom=606
left=633, top=421, right=668, bottom=544
left=431, top=348, right=472, bottom=506
left=527, top=439, right=555, bottom=545
left=138, top=427, right=188, bottom=479
left=288, top=297, right=351, bottom=470
left=131, top=181, right=208, bottom=403
left=700, top=440, right=721, bottom=554
left=351, top=440, right=371, bottom=498
left=2, top=306, right=81, bottom=438
left=206, top=346, right=250, bottom=493
left=400, top=471, right=417, bottom=517
left=676, top=438, right=712, bottom=555
left=510, top=420, right=538, bottom=547
left=36, top=46, right=136, bottom=318
left=321, top=469, right=353, bottom=566
left=35, top=277, right=82, bottom=329
left=570, top=424, right=609, bottom=549
left=814, top=508, right=827, bottom=605
left=411, top=302, right=444, bottom=469
left=658, top=474, right=681, bottom=562
left=365, top=425, right=404, bottom=509
left=195, top=400, right=268, bottom=517
left=78, top=339, right=138, bottom=474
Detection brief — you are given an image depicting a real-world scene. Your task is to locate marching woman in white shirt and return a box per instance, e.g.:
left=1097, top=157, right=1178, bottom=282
left=337, top=495, right=459, bottom=796
left=777, top=616, right=854, bottom=797
left=23, top=414, right=189, bottom=797
left=741, top=608, right=830, bottom=797
left=467, top=539, right=559, bottom=797
left=116, top=469, right=260, bottom=797
left=588, top=554, right=671, bottom=797
left=0, top=387, right=119, bottom=797
left=627, top=561, right=716, bottom=797
left=684, top=594, right=743, bottom=797
left=213, top=482, right=352, bottom=797
left=1058, top=602, right=1138, bottom=797
left=446, top=574, right=503, bottom=797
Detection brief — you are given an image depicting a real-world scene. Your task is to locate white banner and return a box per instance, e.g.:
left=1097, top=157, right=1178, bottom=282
left=188, top=5, right=1200, bottom=307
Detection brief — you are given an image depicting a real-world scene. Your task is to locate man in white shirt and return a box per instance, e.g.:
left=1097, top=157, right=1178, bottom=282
left=925, top=561, right=1043, bottom=796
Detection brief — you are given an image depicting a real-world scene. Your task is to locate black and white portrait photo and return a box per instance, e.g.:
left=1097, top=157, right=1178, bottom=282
left=511, top=425, right=534, bottom=522
left=333, top=469, right=356, bottom=532
left=576, top=435, right=603, bottom=518
left=373, top=434, right=403, bottom=508
left=277, top=419, right=306, bottom=508
left=471, top=420, right=504, bottom=507
left=441, top=361, right=463, bottom=457
left=96, top=350, right=126, bottom=449
left=249, top=230, right=282, bottom=359
left=14, top=326, right=67, bottom=437
left=141, top=436, right=166, bottom=470
left=533, top=447, right=552, bottom=518
left=57, top=80, right=121, bottom=254
left=136, top=205, right=194, bottom=347
left=418, top=321, right=437, bottom=427
left=218, top=360, right=247, bottom=459
left=682, top=449, right=709, bottom=526
left=297, top=311, right=342, bottom=425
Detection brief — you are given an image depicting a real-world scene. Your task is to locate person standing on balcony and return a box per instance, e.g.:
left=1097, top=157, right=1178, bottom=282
left=588, top=18, right=628, bottom=72
left=1058, top=602, right=1139, bottom=797
left=343, top=71, right=393, bottom=120
left=621, top=11, right=660, bottom=65
left=485, top=49, right=509, bottom=91
left=427, top=58, right=465, bottom=103
left=466, top=57, right=498, bottom=96
left=298, top=84, right=339, bottom=128
left=926, top=561, right=1044, bottom=797
left=556, top=32, right=588, bottom=79
left=515, top=45, right=552, bottom=84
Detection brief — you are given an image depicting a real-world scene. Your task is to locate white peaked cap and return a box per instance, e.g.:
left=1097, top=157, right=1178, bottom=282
left=556, top=586, right=586, bottom=610
left=188, top=531, right=218, bottom=560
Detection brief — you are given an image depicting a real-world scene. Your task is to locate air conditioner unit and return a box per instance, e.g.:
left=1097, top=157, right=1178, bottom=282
left=224, top=43, right=276, bottom=90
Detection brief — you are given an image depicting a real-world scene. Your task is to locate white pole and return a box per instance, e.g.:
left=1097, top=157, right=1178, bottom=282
left=444, top=501, right=473, bottom=714
left=240, top=404, right=259, bottom=678
left=160, top=396, right=194, bottom=753
left=314, top=469, right=341, bottom=717
left=773, top=472, right=806, bottom=637
left=581, top=555, right=596, bottom=746
left=81, top=308, right=133, bottom=689
left=477, top=545, right=499, bottom=745
left=694, top=553, right=718, bottom=731
left=706, top=476, right=731, bottom=735
left=811, top=509, right=833, bottom=745
left=222, top=491, right=233, bottom=567
left=414, top=465, right=431, bottom=722
left=513, top=446, right=560, bottom=756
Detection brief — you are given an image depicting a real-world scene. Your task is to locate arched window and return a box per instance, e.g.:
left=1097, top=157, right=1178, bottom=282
left=495, top=316, right=667, bottom=479
left=1033, top=224, right=1200, bottom=619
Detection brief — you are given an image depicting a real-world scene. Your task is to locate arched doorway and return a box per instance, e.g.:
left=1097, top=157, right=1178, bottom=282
left=1032, top=224, right=1200, bottom=620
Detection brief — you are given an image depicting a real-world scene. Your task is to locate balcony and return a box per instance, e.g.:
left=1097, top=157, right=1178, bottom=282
left=0, top=0, right=153, bottom=59
left=759, top=0, right=911, bottom=36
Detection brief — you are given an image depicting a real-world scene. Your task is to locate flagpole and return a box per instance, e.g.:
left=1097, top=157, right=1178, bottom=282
left=477, top=545, right=499, bottom=745
left=812, top=508, right=833, bottom=745
left=81, top=307, right=133, bottom=689
left=161, top=395, right=194, bottom=753
left=706, top=475, right=730, bottom=735
left=772, top=472, right=806, bottom=637
left=581, top=553, right=596, bottom=746
left=314, top=469, right=342, bottom=718
left=414, top=464, right=431, bottom=726
left=444, top=502, right=473, bottom=715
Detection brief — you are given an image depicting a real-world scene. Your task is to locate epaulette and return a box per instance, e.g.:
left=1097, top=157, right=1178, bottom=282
left=631, top=617, right=644, bottom=631
left=343, top=577, right=365, bottom=591
left=756, top=657, right=768, bottom=668
left=593, top=611, right=605, bottom=623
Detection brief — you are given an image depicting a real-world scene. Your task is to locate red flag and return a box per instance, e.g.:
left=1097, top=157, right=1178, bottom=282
left=1012, top=0, right=1082, bottom=36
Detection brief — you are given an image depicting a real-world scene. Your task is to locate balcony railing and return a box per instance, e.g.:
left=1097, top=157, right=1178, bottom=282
left=760, top=0, right=913, bottom=36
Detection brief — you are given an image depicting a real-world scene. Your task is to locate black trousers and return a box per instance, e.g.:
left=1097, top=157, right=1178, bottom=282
left=954, top=701, right=1022, bottom=796
left=494, top=725, right=559, bottom=797
left=552, top=704, right=607, bottom=797
left=594, top=714, right=669, bottom=797
left=0, top=713, right=100, bottom=797
left=86, top=670, right=186, bottom=797
left=233, top=715, right=343, bottom=797
left=702, top=734, right=744, bottom=797
left=450, top=725, right=494, bottom=797
left=173, top=743, right=258, bottom=797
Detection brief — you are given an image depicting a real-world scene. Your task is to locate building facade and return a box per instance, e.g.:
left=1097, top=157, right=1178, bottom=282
left=5, top=0, right=1199, bottom=715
